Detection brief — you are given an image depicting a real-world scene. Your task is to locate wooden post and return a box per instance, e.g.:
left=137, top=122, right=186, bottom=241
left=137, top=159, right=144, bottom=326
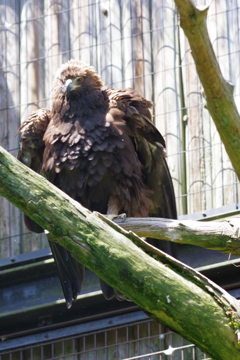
left=0, top=0, right=21, bottom=257
left=20, top=0, right=48, bottom=253
left=151, top=0, right=183, bottom=215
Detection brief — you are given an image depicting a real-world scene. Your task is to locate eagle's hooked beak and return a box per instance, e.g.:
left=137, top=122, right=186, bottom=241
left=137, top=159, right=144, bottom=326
left=65, top=78, right=82, bottom=94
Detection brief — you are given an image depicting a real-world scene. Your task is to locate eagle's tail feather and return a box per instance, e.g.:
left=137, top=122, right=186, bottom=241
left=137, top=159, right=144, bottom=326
left=48, top=241, right=85, bottom=308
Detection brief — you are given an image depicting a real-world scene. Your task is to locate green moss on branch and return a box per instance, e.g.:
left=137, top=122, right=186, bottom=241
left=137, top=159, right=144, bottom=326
left=1, top=146, right=240, bottom=359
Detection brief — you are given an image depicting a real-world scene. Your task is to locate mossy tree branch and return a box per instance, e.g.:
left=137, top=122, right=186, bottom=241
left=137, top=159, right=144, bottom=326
left=1, top=146, right=240, bottom=359
left=174, top=0, right=240, bottom=180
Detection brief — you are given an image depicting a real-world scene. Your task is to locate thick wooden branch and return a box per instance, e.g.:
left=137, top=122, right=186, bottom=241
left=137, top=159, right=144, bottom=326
left=1, top=146, right=240, bottom=359
left=174, top=0, right=240, bottom=180
left=114, top=217, right=240, bottom=256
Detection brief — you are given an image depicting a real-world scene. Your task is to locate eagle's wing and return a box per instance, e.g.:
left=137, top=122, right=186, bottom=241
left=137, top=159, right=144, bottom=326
left=17, top=109, right=85, bottom=308
left=99, top=88, right=177, bottom=300
left=106, top=87, right=177, bottom=220
left=17, top=109, right=51, bottom=173
left=17, top=109, right=52, bottom=233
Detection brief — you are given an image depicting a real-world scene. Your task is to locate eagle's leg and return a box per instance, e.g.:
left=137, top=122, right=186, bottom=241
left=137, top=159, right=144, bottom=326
left=106, top=195, right=126, bottom=221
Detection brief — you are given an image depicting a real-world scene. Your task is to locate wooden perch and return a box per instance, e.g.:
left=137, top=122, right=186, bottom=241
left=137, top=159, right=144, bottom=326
left=1, top=146, right=240, bottom=359
left=174, top=0, right=240, bottom=181
left=113, top=217, right=240, bottom=256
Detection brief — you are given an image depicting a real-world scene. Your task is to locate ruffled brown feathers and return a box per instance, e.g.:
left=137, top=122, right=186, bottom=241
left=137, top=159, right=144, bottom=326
left=53, top=59, right=103, bottom=99
left=18, top=59, right=177, bottom=306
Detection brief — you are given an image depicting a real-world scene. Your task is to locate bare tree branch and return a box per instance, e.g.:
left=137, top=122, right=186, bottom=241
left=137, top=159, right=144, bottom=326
left=113, top=216, right=240, bottom=256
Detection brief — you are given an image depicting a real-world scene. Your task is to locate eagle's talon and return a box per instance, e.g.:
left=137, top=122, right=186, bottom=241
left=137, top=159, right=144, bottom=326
left=106, top=213, right=126, bottom=222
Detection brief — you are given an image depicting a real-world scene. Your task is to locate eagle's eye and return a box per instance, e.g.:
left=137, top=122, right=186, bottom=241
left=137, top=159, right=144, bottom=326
left=76, top=77, right=83, bottom=83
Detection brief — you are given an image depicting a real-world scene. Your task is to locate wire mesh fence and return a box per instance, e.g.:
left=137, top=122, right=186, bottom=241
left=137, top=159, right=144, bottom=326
left=1, top=0, right=240, bottom=258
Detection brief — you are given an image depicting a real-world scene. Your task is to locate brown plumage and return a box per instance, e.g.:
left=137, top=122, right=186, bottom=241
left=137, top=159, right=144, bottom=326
left=18, top=59, right=177, bottom=308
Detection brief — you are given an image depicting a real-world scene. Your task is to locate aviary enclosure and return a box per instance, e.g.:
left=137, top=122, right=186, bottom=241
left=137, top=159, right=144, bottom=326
left=0, top=0, right=239, bottom=359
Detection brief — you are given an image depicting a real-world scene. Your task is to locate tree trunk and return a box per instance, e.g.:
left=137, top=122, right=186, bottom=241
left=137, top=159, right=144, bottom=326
left=0, top=146, right=240, bottom=359
left=174, top=0, right=240, bottom=181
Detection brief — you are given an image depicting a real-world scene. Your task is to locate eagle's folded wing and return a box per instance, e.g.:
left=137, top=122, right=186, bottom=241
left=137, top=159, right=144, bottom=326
left=18, top=109, right=85, bottom=308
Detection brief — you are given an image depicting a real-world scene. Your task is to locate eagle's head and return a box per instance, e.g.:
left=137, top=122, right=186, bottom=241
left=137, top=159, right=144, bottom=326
left=53, top=59, right=103, bottom=99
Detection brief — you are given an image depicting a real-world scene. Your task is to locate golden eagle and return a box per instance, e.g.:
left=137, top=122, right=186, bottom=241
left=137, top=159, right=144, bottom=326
left=18, top=59, right=177, bottom=308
